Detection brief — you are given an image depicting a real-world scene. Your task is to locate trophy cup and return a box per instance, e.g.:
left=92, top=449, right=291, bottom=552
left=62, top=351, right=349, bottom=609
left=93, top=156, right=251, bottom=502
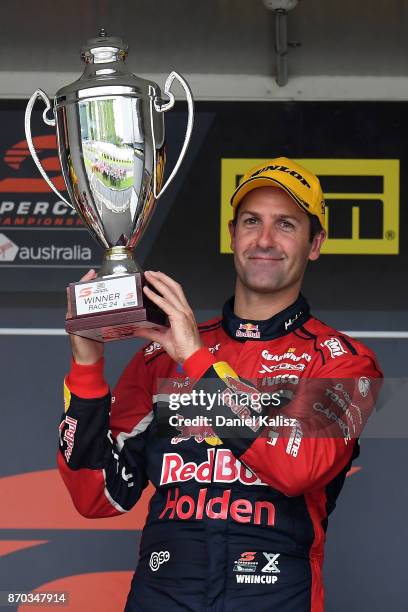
left=25, top=29, right=194, bottom=342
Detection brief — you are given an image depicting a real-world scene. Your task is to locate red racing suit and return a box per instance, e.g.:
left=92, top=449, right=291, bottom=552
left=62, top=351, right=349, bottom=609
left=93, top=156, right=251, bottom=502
left=58, top=294, right=382, bottom=612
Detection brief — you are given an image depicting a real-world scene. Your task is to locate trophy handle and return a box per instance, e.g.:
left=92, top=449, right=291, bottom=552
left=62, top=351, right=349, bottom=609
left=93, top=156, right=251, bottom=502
left=151, top=71, right=194, bottom=199
left=24, top=89, right=73, bottom=209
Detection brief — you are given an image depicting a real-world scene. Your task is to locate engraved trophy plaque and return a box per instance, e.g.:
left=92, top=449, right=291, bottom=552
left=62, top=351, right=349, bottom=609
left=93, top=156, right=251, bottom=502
left=25, top=29, right=194, bottom=342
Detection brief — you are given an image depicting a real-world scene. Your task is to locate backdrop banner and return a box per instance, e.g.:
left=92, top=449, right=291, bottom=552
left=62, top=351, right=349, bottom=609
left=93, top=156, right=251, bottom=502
left=0, top=100, right=406, bottom=310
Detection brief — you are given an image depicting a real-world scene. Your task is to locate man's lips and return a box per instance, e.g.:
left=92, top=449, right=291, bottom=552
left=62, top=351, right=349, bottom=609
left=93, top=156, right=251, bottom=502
left=247, top=256, right=284, bottom=261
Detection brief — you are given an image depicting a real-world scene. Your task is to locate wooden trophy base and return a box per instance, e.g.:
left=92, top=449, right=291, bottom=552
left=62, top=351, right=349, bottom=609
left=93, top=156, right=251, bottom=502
left=65, top=272, right=168, bottom=342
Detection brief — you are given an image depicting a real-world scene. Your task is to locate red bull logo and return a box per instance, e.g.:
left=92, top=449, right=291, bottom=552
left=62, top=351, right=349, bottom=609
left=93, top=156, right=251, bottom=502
left=160, top=449, right=267, bottom=486
left=236, top=323, right=261, bottom=339
left=224, top=374, right=258, bottom=396
left=170, top=414, right=217, bottom=445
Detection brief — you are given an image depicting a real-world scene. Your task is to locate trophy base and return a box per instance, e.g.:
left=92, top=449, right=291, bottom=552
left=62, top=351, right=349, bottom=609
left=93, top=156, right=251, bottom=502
left=65, top=271, right=168, bottom=343
left=66, top=307, right=167, bottom=342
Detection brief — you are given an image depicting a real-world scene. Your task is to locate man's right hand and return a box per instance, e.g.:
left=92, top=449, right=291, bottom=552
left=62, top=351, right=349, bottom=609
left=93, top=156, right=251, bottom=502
left=66, top=269, right=104, bottom=365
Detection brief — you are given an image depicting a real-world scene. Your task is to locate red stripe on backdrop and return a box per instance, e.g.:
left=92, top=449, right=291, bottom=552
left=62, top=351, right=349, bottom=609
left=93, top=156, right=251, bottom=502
left=0, top=540, right=48, bottom=557
left=0, top=469, right=153, bottom=530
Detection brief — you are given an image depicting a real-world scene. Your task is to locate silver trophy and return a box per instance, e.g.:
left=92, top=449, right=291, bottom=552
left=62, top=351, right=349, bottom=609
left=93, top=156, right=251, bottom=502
left=25, top=30, right=194, bottom=342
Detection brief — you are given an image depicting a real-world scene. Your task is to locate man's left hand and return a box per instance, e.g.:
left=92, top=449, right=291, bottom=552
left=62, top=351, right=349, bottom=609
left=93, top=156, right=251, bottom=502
left=134, top=270, right=203, bottom=364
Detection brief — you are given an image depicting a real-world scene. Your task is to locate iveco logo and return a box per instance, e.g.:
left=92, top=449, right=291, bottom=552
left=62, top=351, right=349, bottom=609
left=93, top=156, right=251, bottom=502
left=0, top=232, right=18, bottom=261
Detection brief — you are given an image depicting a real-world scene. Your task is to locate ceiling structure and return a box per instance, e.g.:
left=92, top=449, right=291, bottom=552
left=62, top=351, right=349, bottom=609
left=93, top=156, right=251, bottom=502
left=1, top=0, right=408, bottom=99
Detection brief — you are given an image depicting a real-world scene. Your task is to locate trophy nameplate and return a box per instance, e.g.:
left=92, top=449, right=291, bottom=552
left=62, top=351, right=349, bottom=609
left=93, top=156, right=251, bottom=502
left=65, top=273, right=167, bottom=342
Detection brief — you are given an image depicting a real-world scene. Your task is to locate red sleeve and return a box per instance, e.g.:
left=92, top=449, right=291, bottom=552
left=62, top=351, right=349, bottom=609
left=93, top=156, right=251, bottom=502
left=183, top=347, right=217, bottom=380
left=58, top=350, right=151, bottom=518
left=184, top=350, right=382, bottom=497
left=66, top=357, right=109, bottom=398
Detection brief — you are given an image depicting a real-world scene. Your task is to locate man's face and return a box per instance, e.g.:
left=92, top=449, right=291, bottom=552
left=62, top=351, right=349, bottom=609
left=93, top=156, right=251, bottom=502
left=228, top=186, right=326, bottom=295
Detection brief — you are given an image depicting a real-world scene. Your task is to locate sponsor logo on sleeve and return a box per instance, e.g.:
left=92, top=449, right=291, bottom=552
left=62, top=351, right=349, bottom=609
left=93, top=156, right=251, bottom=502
left=313, top=402, right=351, bottom=444
left=58, top=415, right=78, bottom=463
left=320, top=337, right=348, bottom=359
left=144, top=341, right=162, bottom=356
left=209, top=343, right=221, bottom=354
left=358, top=376, right=371, bottom=397
left=285, top=420, right=303, bottom=457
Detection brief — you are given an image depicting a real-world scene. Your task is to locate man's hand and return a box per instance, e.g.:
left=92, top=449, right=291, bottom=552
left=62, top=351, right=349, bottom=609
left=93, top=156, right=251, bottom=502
left=134, top=271, right=203, bottom=363
left=66, top=269, right=104, bottom=365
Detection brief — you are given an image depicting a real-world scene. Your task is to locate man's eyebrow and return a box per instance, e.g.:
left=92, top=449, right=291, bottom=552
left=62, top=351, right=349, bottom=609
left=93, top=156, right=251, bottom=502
left=276, top=214, right=300, bottom=222
left=240, top=210, right=300, bottom=222
left=239, top=210, right=261, bottom=217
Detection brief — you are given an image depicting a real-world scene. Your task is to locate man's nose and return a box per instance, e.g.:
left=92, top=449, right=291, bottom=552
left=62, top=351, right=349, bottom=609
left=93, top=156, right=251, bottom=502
left=256, top=223, right=276, bottom=249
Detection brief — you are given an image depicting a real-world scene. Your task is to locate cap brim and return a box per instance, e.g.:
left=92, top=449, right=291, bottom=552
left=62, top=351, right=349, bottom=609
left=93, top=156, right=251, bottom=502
left=231, top=176, right=310, bottom=216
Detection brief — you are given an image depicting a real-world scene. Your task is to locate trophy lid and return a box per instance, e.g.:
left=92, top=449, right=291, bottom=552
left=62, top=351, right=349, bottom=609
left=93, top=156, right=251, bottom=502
left=81, top=28, right=128, bottom=64
left=55, top=29, right=161, bottom=102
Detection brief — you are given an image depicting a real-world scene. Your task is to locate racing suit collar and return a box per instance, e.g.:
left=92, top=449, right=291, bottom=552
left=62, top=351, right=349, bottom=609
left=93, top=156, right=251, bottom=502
left=222, top=293, right=311, bottom=341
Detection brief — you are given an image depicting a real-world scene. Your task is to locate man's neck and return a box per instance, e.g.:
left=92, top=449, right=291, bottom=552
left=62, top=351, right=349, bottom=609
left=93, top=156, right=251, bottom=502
left=233, top=282, right=300, bottom=321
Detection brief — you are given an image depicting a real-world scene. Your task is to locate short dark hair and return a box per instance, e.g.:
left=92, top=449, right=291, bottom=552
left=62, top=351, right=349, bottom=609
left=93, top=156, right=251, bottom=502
left=309, top=214, right=323, bottom=242
left=231, top=204, right=323, bottom=243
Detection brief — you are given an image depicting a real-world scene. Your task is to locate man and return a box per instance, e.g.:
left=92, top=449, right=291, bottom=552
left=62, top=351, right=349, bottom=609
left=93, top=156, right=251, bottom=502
left=59, top=157, right=382, bottom=611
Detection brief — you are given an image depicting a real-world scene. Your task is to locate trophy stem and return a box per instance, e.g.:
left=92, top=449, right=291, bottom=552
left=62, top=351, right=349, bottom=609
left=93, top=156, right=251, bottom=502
left=98, top=246, right=142, bottom=277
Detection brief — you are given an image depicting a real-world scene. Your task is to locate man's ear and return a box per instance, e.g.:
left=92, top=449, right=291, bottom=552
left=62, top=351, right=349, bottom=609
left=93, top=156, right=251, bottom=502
left=308, top=230, right=326, bottom=261
left=228, top=219, right=236, bottom=252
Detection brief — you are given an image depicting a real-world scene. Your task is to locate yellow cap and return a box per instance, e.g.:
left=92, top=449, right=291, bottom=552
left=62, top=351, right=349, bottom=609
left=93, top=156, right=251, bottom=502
left=230, top=157, right=325, bottom=228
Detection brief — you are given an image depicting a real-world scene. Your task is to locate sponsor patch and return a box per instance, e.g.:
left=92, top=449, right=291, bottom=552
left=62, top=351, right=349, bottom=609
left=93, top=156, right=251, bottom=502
left=149, top=550, right=170, bottom=572
left=258, top=362, right=306, bottom=374
left=59, top=415, right=78, bottom=463
left=358, top=376, right=371, bottom=397
left=261, top=349, right=312, bottom=363
left=144, top=341, right=162, bottom=356
left=209, top=343, right=221, bottom=354
left=236, top=323, right=261, bottom=339
left=160, top=448, right=267, bottom=486
left=285, top=420, right=303, bottom=457
left=320, top=337, right=347, bottom=359
left=233, top=551, right=280, bottom=584
left=233, top=552, right=258, bottom=574
left=170, top=414, right=220, bottom=446
left=261, top=552, right=280, bottom=573
left=159, top=486, right=275, bottom=525
left=284, top=311, right=303, bottom=330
